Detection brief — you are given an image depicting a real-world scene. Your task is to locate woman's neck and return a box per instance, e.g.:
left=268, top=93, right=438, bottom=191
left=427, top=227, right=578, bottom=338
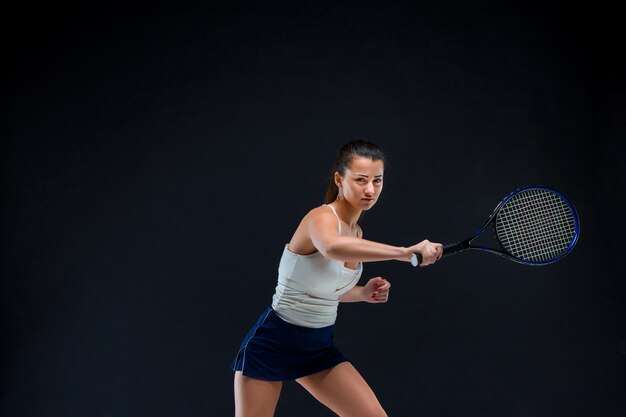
left=330, top=199, right=361, bottom=227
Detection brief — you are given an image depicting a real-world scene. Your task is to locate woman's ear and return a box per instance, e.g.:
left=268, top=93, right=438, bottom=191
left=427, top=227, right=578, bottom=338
left=334, top=171, right=342, bottom=188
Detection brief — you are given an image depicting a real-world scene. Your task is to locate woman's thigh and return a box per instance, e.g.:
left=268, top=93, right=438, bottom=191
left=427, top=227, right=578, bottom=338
left=234, top=371, right=283, bottom=417
left=295, top=362, right=387, bottom=417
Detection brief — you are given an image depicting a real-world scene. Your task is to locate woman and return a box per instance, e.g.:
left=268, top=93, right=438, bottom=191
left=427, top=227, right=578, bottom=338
left=232, top=140, right=443, bottom=417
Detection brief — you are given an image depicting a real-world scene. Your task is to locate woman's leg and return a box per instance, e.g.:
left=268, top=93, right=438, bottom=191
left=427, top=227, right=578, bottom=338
left=295, top=362, right=387, bottom=417
left=234, top=371, right=282, bottom=417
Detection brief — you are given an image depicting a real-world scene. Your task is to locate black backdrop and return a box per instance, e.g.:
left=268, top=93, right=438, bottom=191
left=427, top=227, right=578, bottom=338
left=3, top=2, right=625, bottom=416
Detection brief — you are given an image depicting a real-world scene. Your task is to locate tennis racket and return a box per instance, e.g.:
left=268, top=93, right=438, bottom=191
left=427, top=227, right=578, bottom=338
left=412, top=185, right=580, bottom=266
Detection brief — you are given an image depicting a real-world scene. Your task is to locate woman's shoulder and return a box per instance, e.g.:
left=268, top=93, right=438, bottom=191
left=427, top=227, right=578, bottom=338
left=288, top=205, right=337, bottom=252
left=298, top=205, right=337, bottom=226
left=304, top=204, right=334, bottom=217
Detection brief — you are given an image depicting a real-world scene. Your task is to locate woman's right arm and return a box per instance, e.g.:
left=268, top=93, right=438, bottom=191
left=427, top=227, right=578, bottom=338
left=308, top=211, right=442, bottom=266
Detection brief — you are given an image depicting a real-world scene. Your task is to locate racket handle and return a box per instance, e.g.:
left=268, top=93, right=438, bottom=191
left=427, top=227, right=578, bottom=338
left=413, top=244, right=457, bottom=266
left=411, top=253, right=423, bottom=267
left=442, top=242, right=464, bottom=257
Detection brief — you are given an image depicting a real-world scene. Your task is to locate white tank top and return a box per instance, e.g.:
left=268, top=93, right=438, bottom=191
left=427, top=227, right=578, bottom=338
left=271, top=205, right=363, bottom=328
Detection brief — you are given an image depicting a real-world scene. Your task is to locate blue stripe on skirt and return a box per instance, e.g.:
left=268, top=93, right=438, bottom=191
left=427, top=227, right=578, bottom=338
left=231, top=306, right=349, bottom=381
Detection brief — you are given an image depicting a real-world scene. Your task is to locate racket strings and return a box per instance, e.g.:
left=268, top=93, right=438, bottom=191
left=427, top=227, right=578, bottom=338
left=499, top=212, right=570, bottom=261
left=499, top=193, right=574, bottom=260
left=500, top=200, right=574, bottom=246
left=498, top=191, right=575, bottom=261
left=495, top=189, right=576, bottom=262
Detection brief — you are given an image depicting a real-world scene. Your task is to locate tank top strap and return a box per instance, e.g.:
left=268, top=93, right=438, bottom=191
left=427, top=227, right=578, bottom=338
left=323, top=204, right=342, bottom=234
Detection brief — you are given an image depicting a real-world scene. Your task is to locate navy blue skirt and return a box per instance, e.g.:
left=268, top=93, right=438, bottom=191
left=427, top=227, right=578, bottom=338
left=231, top=306, right=349, bottom=381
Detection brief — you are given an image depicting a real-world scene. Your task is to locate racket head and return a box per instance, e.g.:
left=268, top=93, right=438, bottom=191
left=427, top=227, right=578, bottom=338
left=493, top=186, right=580, bottom=265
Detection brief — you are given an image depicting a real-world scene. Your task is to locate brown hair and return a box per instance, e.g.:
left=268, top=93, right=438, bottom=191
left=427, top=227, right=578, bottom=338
left=324, top=140, right=386, bottom=204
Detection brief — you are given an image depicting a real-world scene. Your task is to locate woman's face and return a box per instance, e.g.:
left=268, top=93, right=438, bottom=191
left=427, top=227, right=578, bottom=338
left=335, top=157, right=384, bottom=210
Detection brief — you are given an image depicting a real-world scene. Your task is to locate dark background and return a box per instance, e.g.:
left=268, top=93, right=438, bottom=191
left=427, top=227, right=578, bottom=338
left=2, top=1, right=625, bottom=416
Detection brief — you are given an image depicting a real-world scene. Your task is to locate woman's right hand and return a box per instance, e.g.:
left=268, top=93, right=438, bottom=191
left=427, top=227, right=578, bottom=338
left=406, top=240, right=443, bottom=266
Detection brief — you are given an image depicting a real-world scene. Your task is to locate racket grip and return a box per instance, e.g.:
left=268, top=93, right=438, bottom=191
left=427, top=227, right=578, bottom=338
left=442, top=242, right=464, bottom=257
left=411, top=253, right=423, bottom=267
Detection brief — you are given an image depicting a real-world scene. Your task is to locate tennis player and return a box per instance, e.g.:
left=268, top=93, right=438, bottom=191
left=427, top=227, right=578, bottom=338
left=232, top=140, right=443, bottom=417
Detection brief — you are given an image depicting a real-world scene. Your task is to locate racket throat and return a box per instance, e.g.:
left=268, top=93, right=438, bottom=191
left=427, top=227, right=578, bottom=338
left=469, top=227, right=503, bottom=253
left=443, top=227, right=503, bottom=258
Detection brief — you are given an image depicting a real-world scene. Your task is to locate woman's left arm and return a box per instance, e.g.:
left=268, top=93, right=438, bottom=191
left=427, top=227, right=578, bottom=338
left=339, top=277, right=391, bottom=303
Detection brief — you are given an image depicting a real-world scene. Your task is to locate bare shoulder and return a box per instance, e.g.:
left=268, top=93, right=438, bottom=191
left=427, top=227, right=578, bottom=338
left=302, top=205, right=336, bottom=223
left=288, top=205, right=335, bottom=254
left=355, top=223, right=363, bottom=239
